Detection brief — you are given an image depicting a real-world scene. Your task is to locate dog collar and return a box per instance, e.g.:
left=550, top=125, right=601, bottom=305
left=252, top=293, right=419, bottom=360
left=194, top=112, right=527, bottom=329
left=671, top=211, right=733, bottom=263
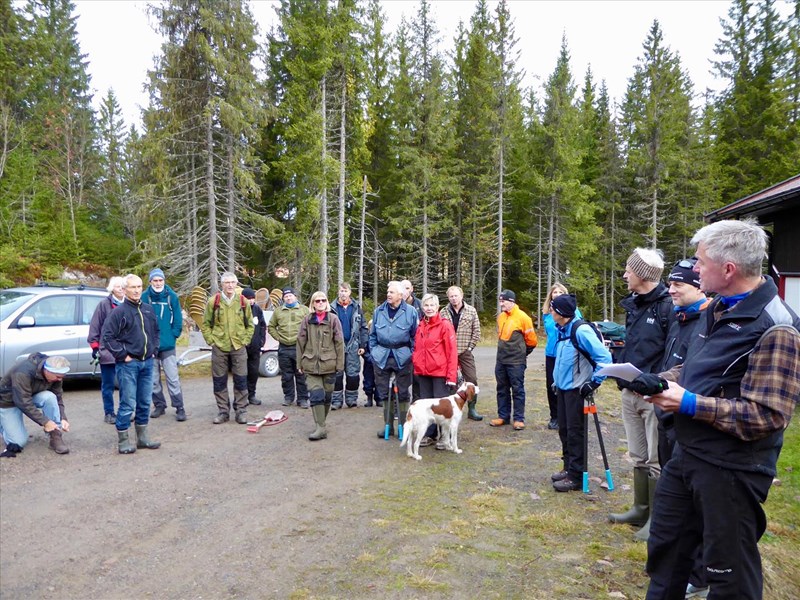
left=456, top=389, right=468, bottom=400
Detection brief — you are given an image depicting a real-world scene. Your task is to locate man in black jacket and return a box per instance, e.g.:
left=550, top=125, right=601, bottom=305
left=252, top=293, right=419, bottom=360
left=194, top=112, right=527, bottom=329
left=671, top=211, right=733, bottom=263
left=609, top=248, right=674, bottom=536
left=0, top=354, right=71, bottom=457
left=102, top=274, right=161, bottom=454
left=242, top=288, right=267, bottom=406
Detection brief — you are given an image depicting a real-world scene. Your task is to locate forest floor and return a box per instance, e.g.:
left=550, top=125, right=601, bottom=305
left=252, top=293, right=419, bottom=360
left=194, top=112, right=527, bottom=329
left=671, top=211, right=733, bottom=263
left=1, top=346, right=798, bottom=599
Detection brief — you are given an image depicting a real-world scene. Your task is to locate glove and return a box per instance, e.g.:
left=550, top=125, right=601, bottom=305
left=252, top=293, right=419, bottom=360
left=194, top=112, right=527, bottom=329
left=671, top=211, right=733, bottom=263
left=616, top=378, right=631, bottom=391
left=91, top=348, right=99, bottom=360
left=628, top=373, right=669, bottom=396
left=579, top=380, right=600, bottom=398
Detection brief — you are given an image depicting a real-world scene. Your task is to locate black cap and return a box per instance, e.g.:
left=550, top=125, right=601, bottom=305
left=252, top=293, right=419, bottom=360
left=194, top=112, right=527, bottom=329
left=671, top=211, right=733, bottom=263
left=499, top=289, right=516, bottom=302
left=668, top=259, right=701, bottom=288
left=282, top=287, right=296, bottom=296
left=241, top=287, right=256, bottom=299
left=551, top=294, right=577, bottom=318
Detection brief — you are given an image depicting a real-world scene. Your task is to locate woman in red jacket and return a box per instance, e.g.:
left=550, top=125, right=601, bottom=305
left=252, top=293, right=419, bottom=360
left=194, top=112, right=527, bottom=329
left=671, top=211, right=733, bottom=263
left=412, top=293, right=458, bottom=447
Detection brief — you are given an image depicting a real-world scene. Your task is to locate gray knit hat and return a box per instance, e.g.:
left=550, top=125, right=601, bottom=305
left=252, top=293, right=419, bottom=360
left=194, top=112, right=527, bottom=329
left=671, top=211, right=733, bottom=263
left=43, top=356, right=71, bottom=374
left=626, top=248, right=664, bottom=282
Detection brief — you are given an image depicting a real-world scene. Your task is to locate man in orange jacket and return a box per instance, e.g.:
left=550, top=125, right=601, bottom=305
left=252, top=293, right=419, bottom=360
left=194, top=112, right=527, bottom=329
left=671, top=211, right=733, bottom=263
left=490, top=290, right=538, bottom=431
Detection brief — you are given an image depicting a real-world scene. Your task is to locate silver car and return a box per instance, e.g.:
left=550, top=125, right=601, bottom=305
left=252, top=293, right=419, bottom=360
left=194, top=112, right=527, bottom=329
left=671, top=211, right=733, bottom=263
left=0, top=285, right=108, bottom=378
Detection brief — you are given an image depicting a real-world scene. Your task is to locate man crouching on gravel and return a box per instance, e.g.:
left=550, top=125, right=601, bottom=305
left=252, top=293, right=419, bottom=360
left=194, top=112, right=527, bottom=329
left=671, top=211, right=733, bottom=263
left=0, top=354, right=71, bottom=457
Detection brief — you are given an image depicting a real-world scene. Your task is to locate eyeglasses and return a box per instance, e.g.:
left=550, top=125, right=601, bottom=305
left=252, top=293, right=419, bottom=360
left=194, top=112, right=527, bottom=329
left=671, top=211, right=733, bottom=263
left=675, top=258, right=697, bottom=269
left=314, top=299, right=327, bottom=303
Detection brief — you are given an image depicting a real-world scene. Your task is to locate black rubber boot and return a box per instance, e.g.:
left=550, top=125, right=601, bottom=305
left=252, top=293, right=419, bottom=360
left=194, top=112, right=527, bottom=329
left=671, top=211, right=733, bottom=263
left=118, top=430, right=136, bottom=454
left=609, top=467, right=649, bottom=526
left=135, top=424, right=161, bottom=450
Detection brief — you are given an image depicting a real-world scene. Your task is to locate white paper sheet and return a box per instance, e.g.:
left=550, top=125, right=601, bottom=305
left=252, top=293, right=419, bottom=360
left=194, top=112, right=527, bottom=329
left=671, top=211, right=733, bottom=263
left=596, top=362, right=642, bottom=382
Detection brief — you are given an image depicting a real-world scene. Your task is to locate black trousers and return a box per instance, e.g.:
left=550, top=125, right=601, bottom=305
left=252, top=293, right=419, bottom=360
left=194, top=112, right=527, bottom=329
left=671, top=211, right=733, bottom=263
left=246, top=347, right=260, bottom=397
left=556, top=387, right=584, bottom=480
left=415, top=375, right=449, bottom=439
left=278, top=343, right=308, bottom=403
left=646, top=446, right=772, bottom=600
left=373, top=354, right=412, bottom=404
left=545, top=355, right=558, bottom=420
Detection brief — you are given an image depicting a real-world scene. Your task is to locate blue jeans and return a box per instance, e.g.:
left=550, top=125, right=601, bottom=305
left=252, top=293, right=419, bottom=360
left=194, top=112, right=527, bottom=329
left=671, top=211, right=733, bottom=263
left=495, top=362, right=526, bottom=423
left=100, top=363, right=122, bottom=416
left=0, top=391, right=62, bottom=447
left=116, top=358, right=154, bottom=431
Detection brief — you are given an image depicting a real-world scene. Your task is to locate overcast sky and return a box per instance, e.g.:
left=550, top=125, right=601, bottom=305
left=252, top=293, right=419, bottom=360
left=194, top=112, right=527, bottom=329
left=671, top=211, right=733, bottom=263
left=71, top=0, right=789, bottom=128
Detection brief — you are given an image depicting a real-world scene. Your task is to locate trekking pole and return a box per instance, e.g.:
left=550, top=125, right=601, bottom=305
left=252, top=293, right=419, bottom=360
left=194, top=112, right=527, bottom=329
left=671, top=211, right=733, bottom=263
left=589, top=396, right=614, bottom=491
left=583, top=398, right=591, bottom=494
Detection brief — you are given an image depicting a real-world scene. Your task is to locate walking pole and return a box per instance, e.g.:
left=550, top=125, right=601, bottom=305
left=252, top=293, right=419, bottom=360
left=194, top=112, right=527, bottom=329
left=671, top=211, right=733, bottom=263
left=588, top=396, right=614, bottom=491
left=583, top=397, right=591, bottom=494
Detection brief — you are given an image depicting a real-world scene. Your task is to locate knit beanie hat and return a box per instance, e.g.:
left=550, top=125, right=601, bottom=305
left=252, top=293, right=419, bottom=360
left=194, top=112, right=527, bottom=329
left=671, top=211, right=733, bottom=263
left=499, top=289, right=516, bottom=302
left=551, top=293, right=577, bottom=318
left=44, top=356, right=71, bottom=374
left=149, top=268, right=165, bottom=281
left=668, top=259, right=701, bottom=288
left=241, top=287, right=256, bottom=299
left=626, top=248, right=664, bottom=282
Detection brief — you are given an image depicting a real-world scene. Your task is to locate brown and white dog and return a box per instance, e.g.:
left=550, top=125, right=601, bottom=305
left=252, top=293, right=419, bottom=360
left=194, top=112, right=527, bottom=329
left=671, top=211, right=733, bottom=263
left=400, top=381, right=480, bottom=460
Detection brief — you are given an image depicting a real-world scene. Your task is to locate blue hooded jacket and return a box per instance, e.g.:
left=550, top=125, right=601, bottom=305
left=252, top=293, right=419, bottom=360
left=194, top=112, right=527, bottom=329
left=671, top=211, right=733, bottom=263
left=141, top=284, right=183, bottom=352
left=553, top=319, right=612, bottom=391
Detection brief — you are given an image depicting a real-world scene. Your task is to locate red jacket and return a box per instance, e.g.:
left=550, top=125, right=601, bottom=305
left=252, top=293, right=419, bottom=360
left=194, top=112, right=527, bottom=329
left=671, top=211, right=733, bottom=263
left=412, top=313, right=458, bottom=382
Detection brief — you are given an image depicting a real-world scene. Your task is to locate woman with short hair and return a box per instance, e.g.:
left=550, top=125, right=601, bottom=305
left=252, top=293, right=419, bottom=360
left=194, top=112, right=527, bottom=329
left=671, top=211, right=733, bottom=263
left=88, top=276, right=126, bottom=423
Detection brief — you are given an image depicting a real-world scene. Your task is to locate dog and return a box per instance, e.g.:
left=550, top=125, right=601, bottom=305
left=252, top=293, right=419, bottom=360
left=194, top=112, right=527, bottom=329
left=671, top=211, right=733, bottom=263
left=400, top=381, right=479, bottom=460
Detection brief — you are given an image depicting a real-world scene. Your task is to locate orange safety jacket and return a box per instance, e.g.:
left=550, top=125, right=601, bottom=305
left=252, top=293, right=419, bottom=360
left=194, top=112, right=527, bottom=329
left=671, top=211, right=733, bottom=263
left=496, top=304, right=537, bottom=365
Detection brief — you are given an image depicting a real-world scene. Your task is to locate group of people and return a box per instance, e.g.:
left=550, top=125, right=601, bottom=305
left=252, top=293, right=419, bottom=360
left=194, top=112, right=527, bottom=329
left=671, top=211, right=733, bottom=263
left=1, top=219, right=797, bottom=600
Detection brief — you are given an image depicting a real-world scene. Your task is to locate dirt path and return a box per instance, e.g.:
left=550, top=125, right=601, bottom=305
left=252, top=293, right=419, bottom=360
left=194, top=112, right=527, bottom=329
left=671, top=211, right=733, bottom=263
left=0, top=348, right=660, bottom=599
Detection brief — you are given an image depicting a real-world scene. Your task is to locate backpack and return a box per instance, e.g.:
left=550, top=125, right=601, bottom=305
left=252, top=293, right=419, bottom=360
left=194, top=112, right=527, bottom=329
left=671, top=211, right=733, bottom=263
left=569, top=319, right=605, bottom=368
left=212, top=292, right=249, bottom=329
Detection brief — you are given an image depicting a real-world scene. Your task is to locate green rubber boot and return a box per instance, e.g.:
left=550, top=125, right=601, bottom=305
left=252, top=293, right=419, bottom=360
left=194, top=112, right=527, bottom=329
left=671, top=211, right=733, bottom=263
left=468, top=399, right=483, bottom=421
left=309, top=404, right=327, bottom=441
left=633, top=474, right=658, bottom=541
left=609, top=467, right=649, bottom=526
left=135, top=424, right=161, bottom=449
left=118, top=430, right=136, bottom=454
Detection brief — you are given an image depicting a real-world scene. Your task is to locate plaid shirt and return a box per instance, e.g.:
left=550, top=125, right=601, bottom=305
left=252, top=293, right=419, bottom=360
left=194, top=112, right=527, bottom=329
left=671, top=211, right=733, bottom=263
left=665, top=325, right=800, bottom=441
left=440, top=302, right=481, bottom=354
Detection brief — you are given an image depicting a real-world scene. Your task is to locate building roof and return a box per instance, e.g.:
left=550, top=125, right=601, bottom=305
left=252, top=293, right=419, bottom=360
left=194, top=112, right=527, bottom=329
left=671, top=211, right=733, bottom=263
left=706, top=173, right=800, bottom=221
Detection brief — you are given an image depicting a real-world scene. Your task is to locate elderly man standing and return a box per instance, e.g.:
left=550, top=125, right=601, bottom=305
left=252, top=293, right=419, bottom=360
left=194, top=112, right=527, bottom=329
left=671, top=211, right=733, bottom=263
left=0, top=354, right=71, bottom=457
left=490, top=290, right=537, bottom=431
left=440, top=285, right=483, bottom=421
left=370, top=280, right=418, bottom=439
left=330, top=282, right=367, bottom=409
left=201, top=272, right=254, bottom=424
left=268, top=287, right=310, bottom=408
left=609, top=248, right=673, bottom=530
left=142, top=268, right=186, bottom=422
left=635, top=219, right=800, bottom=600
left=102, top=274, right=161, bottom=454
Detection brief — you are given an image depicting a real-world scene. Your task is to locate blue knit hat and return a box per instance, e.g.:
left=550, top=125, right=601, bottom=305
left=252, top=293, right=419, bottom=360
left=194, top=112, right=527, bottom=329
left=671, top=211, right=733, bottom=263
left=149, top=268, right=165, bottom=281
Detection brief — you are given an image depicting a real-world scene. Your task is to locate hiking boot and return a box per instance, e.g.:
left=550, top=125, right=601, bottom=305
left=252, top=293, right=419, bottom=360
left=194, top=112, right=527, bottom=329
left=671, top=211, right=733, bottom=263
left=553, top=477, right=581, bottom=492
left=213, top=412, right=230, bottom=424
left=104, top=413, right=116, bottom=425
left=551, top=470, right=569, bottom=482
left=235, top=410, right=248, bottom=424
left=375, top=399, right=383, bottom=407
left=49, top=429, right=69, bottom=454
left=331, top=404, right=341, bottom=411
left=298, top=399, right=310, bottom=409
left=547, top=418, right=559, bottom=430
left=117, top=430, right=136, bottom=454
left=1, top=443, right=24, bottom=458
left=489, top=418, right=508, bottom=427
left=281, top=398, right=293, bottom=407
left=419, top=436, right=435, bottom=447
left=151, top=406, right=165, bottom=419
left=135, top=424, right=160, bottom=449
left=175, top=408, right=187, bottom=422
left=513, top=421, right=525, bottom=430
left=248, top=395, right=262, bottom=406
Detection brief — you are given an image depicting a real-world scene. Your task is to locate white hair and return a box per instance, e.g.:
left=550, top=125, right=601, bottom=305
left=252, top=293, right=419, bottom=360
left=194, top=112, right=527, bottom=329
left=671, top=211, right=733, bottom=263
left=387, top=280, right=403, bottom=294
left=421, top=293, right=439, bottom=309
left=691, top=219, right=767, bottom=278
left=220, top=271, right=237, bottom=284
left=107, top=276, right=126, bottom=292
left=124, top=273, right=141, bottom=286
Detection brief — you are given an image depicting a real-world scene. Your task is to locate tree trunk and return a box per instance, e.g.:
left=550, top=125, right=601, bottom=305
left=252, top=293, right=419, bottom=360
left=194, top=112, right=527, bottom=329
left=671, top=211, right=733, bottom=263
left=319, top=76, right=328, bottom=292
left=227, top=137, right=235, bottom=273
left=497, top=143, right=504, bottom=308
left=359, top=175, right=367, bottom=305
left=206, top=110, right=218, bottom=293
left=338, top=76, right=346, bottom=285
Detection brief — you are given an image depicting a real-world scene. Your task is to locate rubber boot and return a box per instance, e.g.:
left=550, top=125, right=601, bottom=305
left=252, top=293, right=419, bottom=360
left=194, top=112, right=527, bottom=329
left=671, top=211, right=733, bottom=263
left=633, top=475, right=658, bottom=541
left=48, top=429, right=69, bottom=454
left=398, top=401, right=409, bottom=427
left=378, top=397, right=393, bottom=438
left=468, top=399, right=483, bottom=421
left=609, top=467, right=649, bottom=526
left=118, top=430, right=136, bottom=454
left=398, top=424, right=404, bottom=441
left=135, top=424, right=161, bottom=450
left=324, top=402, right=331, bottom=418
left=308, top=404, right=328, bottom=441
left=364, top=392, right=374, bottom=407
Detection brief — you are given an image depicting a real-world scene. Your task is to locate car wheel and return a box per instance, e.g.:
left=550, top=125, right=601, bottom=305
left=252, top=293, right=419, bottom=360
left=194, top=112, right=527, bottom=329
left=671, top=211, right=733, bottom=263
left=259, top=351, right=279, bottom=377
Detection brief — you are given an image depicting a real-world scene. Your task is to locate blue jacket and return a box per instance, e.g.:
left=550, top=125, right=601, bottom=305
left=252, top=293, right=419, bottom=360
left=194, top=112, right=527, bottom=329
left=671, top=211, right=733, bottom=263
left=142, top=284, right=183, bottom=352
left=543, top=308, right=582, bottom=357
left=553, top=319, right=611, bottom=391
left=369, top=301, right=418, bottom=369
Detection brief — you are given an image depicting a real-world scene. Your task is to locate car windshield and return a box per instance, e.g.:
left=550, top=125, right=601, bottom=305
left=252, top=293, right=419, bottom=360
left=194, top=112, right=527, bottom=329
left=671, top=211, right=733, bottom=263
left=0, top=291, right=35, bottom=321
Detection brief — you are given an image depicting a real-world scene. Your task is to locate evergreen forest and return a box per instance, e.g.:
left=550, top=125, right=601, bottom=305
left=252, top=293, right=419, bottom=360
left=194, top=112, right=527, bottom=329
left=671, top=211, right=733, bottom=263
left=1, top=0, right=799, bottom=322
